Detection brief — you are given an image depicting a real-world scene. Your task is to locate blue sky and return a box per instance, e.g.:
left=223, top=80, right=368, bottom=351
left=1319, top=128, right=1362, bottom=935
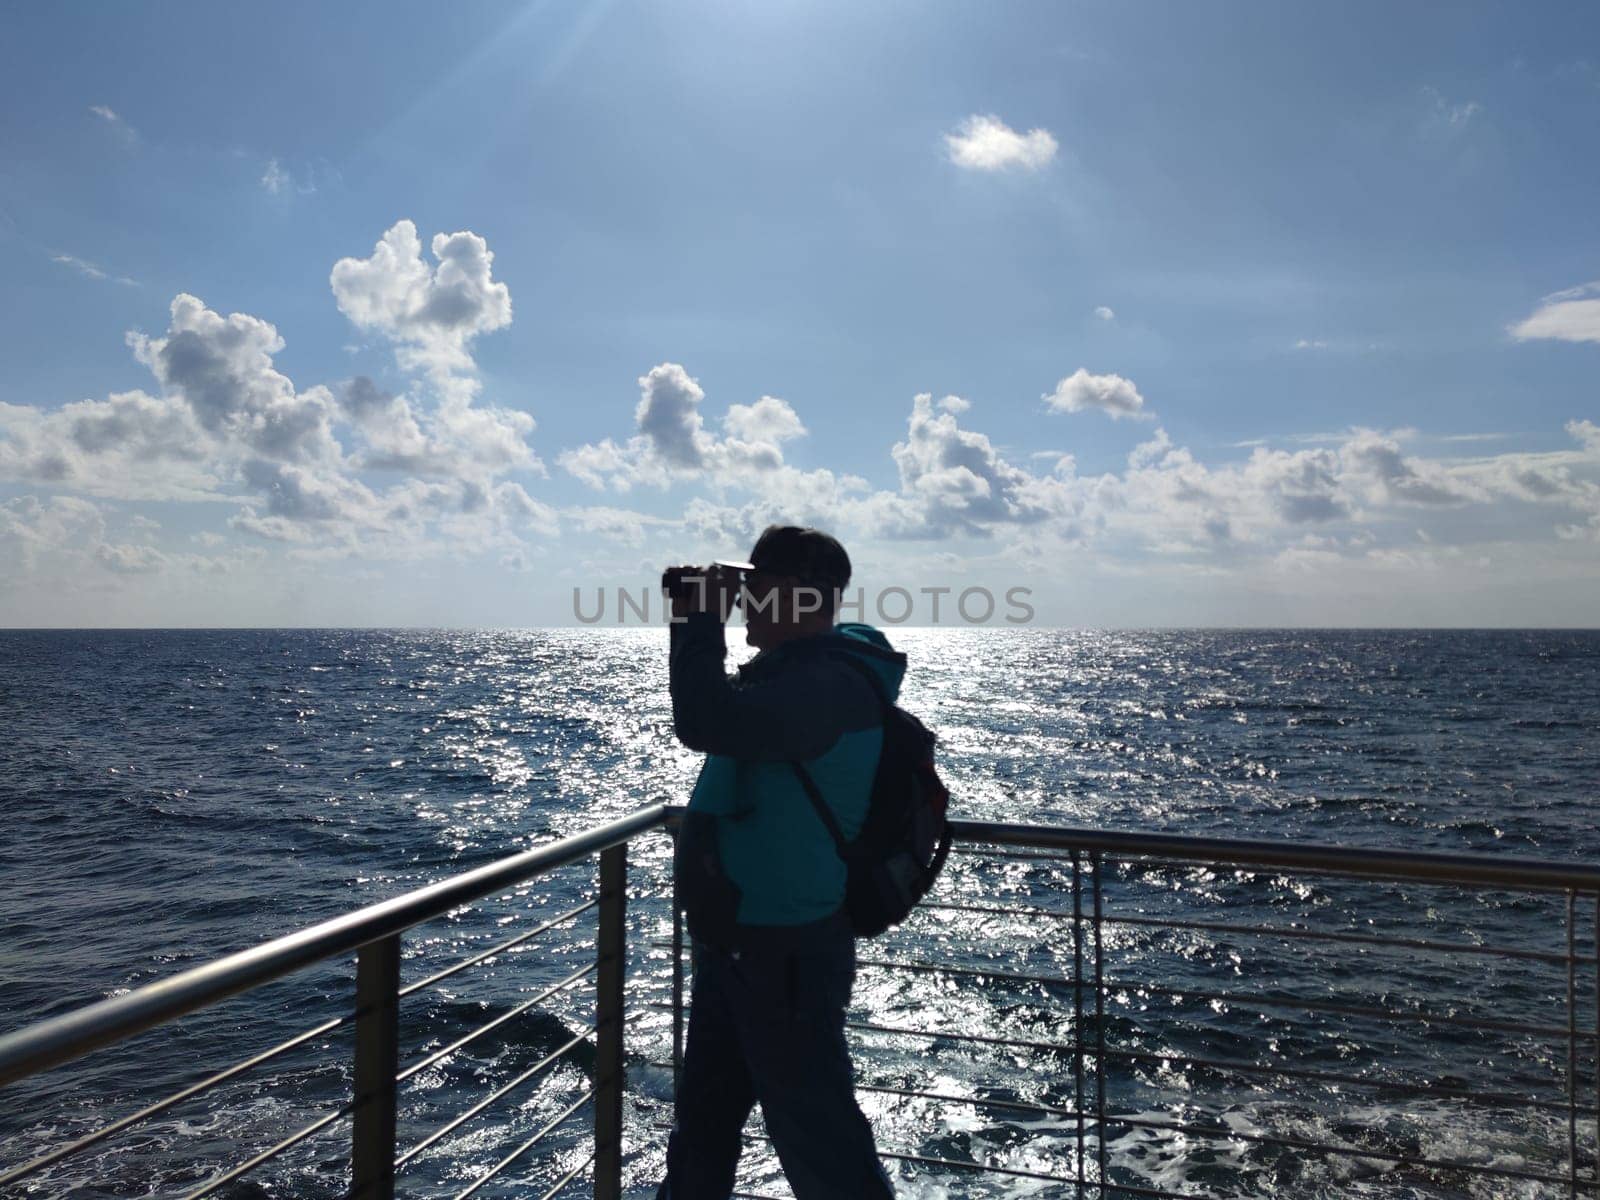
left=2, top=1, right=1597, bottom=626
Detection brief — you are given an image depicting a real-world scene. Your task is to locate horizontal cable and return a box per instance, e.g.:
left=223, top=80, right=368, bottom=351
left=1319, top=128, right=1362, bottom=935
left=730, top=1182, right=1197, bottom=1200
left=947, top=845, right=1590, bottom=897
left=1101, top=912, right=1591, bottom=965
left=736, top=1127, right=1077, bottom=1188
left=1101, top=976, right=1588, bottom=1041
left=1095, top=1046, right=1571, bottom=1114
left=844, top=1021, right=1569, bottom=1113
left=536, top=1148, right=595, bottom=1200
left=397, top=1026, right=595, bottom=1169
left=847, top=1019, right=1075, bottom=1057
left=857, top=955, right=1081, bottom=991
left=943, top=824, right=1600, bottom=893
left=397, top=963, right=595, bottom=1083
left=452, top=1087, right=596, bottom=1200
left=858, top=1082, right=1082, bottom=1121
left=400, top=901, right=597, bottom=998
left=0, top=805, right=668, bottom=1090
left=0, top=1009, right=350, bottom=1188
left=653, top=1123, right=1200, bottom=1199
left=856, top=956, right=1590, bottom=1041
left=773, top=1084, right=1588, bottom=1190
left=181, top=1104, right=348, bottom=1199
left=770, top=1130, right=1185, bottom=1193
left=917, top=901, right=1591, bottom=965
left=1107, top=1112, right=1589, bottom=1187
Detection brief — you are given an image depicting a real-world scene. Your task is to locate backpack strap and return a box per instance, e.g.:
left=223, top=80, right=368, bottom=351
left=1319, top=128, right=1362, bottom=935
left=791, top=760, right=851, bottom=858
left=789, top=650, right=887, bottom=859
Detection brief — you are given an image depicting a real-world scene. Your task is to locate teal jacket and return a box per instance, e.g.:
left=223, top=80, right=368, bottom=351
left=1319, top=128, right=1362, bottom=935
left=669, top=612, right=907, bottom=927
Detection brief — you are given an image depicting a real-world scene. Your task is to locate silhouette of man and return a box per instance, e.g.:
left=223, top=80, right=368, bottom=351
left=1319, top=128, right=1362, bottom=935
left=656, top=525, right=899, bottom=1199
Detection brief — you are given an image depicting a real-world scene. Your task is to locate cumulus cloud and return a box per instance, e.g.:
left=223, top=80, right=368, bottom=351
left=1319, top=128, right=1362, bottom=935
left=129, top=294, right=341, bottom=466
left=95, top=541, right=166, bottom=574
left=724, top=396, right=806, bottom=446
left=552, top=364, right=1600, bottom=589
left=559, top=365, right=806, bottom=491
left=881, top=394, right=1074, bottom=537
left=1510, top=282, right=1600, bottom=345
left=1, top=495, right=106, bottom=573
left=945, top=115, right=1058, bottom=171
left=1094, top=306, right=1115, bottom=321
left=1340, top=429, right=1480, bottom=506
left=636, top=363, right=708, bottom=469
left=1043, top=369, right=1151, bottom=420
left=563, top=505, right=677, bottom=548
left=2, top=225, right=547, bottom=566
left=331, top=220, right=512, bottom=394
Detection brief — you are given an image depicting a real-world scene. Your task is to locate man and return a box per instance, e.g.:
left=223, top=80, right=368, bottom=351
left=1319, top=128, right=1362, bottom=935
left=656, top=525, right=900, bottom=1199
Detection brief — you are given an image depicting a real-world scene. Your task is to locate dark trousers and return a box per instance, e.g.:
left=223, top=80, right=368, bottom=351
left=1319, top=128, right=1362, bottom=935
left=655, top=935, right=895, bottom=1199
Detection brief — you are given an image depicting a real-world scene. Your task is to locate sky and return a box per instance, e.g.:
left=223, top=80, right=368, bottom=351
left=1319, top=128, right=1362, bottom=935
left=1, top=0, right=1597, bottom=628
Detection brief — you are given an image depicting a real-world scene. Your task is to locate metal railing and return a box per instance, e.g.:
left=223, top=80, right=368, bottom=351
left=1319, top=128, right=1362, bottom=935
left=0, top=805, right=666, bottom=1200
left=3, top=805, right=1599, bottom=1198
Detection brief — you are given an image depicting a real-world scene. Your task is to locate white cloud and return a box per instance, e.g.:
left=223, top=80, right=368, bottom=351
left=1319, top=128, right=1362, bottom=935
left=52, top=253, right=137, bottom=287
left=129, top=294, right=341, bottom=466
left=1421, top=86, right=1482, bottom=130
left=559, top=365, right=806, bottom=492
left=2, top=227, right=546, bottom=564
left=881, top=394, right=1075, bottom=536
left=724, top=396, right=806, bottom=445
left=261, top=158, right=290, bottom=194
left=1340, top=428, right=1481, bottom=506
left=1510, top=282, right=1600, bottom=345
left=562, top=505, right=677, bottom=548
left=260, top=158, right=317, bottom=197
left=1043, top=369, right=1151, bottom=420
left=945, top=114, right=1058, bottom=172
left=1294, top=338, right=1329, bottom=350
left=1094, top=306, right=1115, bottom=321
left=88, top=105, right=137, bottom=144
left=1, top=495, right=106, bottom=574
left=636, top=363, right=708, bottom=469
left=95, top=541, right=167, bottom=574
left=330, top=220, right=512, bottom=395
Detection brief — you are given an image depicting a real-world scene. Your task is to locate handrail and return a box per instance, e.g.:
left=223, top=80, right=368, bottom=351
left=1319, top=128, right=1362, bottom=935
left=0, top=804, right=669, bottom=1088
left=9, top=804, right=1595, bottom=1090
left=7, top=802, right=1600, bottom=1199
left=948, top=817, right=1600, bottom=889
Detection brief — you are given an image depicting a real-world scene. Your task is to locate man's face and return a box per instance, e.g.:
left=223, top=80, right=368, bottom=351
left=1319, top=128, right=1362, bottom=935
left=740, top=569, right=827, bottom=648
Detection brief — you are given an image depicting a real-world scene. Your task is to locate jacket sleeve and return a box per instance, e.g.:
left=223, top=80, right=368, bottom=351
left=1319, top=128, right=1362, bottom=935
left=669, top=612, right=853, bottom=761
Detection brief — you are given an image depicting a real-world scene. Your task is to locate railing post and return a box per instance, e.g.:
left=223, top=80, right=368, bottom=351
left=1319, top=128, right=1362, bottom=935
left=595, top=844, right=627, bottom=1200
left=672, top=862, right=685, bottom=1096
left=352, top=934, right=401, bottom=1200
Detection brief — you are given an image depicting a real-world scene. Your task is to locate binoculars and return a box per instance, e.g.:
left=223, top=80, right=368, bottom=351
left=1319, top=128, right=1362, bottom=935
left=659, top=560, right=755, bottom=604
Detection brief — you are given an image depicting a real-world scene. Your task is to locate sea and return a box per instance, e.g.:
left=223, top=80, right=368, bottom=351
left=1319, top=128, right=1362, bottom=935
left=1, top=628, right=1598, bottom=1199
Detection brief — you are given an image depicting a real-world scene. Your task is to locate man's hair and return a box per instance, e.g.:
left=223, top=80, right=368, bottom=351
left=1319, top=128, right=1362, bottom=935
left=749, top=525, right=851, bottom=615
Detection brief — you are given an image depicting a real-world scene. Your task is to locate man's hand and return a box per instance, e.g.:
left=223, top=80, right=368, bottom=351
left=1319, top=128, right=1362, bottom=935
left=664, top=563, right=742, bottom=622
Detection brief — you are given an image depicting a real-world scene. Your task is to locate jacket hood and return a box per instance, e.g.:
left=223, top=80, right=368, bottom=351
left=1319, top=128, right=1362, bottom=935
left=818, top=622, right=906, bottom=701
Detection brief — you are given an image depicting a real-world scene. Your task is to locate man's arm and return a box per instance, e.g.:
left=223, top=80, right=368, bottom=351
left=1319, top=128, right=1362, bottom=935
left=669, top=612, right=851, bottom=761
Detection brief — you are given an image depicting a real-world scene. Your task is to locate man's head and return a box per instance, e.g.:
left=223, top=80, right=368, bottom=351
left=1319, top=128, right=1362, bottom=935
left=740, top=524, right=851, bottom=650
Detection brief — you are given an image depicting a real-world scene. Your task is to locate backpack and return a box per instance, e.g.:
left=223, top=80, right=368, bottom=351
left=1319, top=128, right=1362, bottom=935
left=791, top=653, right=953, bottom=937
